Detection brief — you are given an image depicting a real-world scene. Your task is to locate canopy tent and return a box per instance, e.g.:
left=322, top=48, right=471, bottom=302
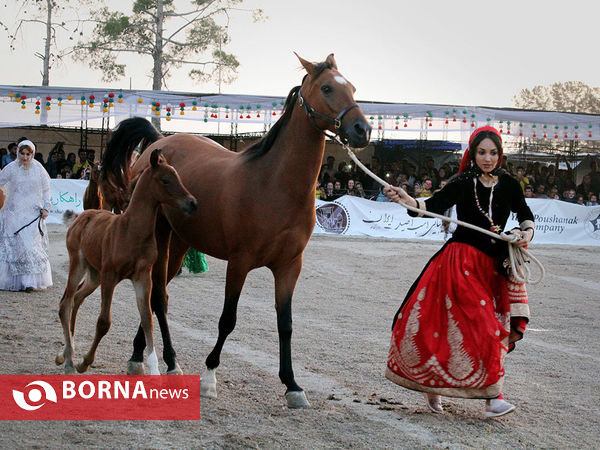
left=2, top=85, right=600, bottom=143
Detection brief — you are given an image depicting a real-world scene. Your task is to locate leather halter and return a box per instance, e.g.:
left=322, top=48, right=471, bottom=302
left=297, top=88, right=359, bottom=143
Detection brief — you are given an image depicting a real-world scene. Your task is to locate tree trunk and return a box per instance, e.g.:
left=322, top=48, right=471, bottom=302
left=151, top=0, right=164, bottom=131
left=40, top=0, right=52, bottom=126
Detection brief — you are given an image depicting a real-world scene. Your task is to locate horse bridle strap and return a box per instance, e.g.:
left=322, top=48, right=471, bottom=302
left=14, top=213, right=44, bottom=237
left=297, top=89, right=358, bottom=139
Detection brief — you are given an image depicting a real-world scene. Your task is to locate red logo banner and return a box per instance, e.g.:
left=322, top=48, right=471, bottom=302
left=0, top=375, right=200, bottom=420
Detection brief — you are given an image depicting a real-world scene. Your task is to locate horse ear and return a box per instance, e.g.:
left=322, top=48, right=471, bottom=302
left=150, top=148, right=162, bottom=168
left=294, top=52, right=315, bottom=76
left=325, top=53, right=337, bottom=70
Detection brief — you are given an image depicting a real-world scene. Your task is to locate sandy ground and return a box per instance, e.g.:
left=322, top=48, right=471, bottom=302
left=1, top=223, right=599, bottom=449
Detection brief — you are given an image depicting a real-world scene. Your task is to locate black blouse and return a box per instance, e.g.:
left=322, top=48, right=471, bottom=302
left=410, top=172, right=535, bottom=258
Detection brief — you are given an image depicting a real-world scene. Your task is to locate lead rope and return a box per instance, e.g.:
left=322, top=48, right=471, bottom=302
left=341, top=143, right=545, bottom=284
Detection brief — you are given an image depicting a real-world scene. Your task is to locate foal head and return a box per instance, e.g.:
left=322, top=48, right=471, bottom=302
left=296, top=53, right=371, bottom=149
left=146, top=149, right=198, bottom=215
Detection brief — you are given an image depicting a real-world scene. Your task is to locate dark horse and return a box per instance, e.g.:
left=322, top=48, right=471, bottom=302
left=101, top=53, right=371, bottom=408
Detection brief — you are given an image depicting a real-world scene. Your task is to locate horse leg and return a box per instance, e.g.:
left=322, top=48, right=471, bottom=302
left=201, top=260, right=249, bottom=399
left=70, top=267, right=101, bottom=336
left=77, top=275, right=116, bottom=373
left=272, top=255, right=309, bottom=408
left=132, top=272, right=160, bottom=375
left=128, top=215, right=177, bottom=374
left=56, top=255, right=88, bottom=374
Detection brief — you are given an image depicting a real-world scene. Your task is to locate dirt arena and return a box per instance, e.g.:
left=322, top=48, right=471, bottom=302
left=1, top=223, right=599, bottom=449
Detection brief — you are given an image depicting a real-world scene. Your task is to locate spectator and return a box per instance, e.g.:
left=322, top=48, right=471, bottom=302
left=524, top=185, right=535, bottom=198
left=516, top=166, right=530, bottom=193
left=563, top=188, right=577, bottom=203
left=534, top=184, right=549, bottom=199
left=1, top=143, right=17, bottom=168
left=60, top=167, right=73, bottom=179
left=333, top=180, right=344, bottom=197
left=73, top=148, right=91, bottom=178
left=45, top=151, right=60, bottom=178
left=414, top=177, right=433, bottom=198
left=86, top=149, right=96, bottom=167
left=576, top=195, right=585, bottom=206
left=576, top=174, right=593, bottom=199
left=65, top=152, right=77, bottom=170
left=315, top=180, right=325, bottom=200
left=355, top=181, right=366, bottom=198
left=334, top=161, right=350, bottom=186
left=586, top=159, right=600, bottom=193
left=586, top=194, right=598, bottom=206
left=345, top=179, right=358, bottom=196
left=322, top=181, right=337, bottom=201
left=320, top=155, right=336, bottom=184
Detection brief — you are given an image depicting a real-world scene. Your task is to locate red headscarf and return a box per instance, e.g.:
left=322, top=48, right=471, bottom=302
left=458, top=126, right=503, bottom=173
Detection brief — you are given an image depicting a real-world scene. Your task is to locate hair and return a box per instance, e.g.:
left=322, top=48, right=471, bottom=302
left=468, top=130, right=503, bottom=167
left=242, top=59, right=335, bottom=162
left=8, top=142, right=17, bottom=151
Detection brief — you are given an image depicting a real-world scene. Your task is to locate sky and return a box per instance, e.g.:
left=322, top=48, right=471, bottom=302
left=2, top=0, right=600, bottom=109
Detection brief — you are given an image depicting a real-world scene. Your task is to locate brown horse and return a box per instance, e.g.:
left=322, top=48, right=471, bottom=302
left=82, top=161, right=103, bottom=210
left=101, top=53, right=371, bottom=407
left=56, top=149, right=198, bottom=375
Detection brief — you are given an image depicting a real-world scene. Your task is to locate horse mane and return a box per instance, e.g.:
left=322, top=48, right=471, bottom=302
left=102, top=117, right=162, bottom=190
left=241, top=60, right=334, bottom=161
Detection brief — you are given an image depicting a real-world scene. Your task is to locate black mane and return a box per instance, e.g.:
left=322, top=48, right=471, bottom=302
left=241, top=60, right=334, bottom=161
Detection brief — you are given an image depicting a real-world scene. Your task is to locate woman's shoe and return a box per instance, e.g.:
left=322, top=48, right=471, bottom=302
left=485, top=398, right=516, bottom=418
left=24, top=287, right=34, bottom=293
left=423, top=392, right=444, bottom=413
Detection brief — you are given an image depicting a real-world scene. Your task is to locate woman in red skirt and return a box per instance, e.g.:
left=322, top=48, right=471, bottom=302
left=384, top=126, right=534, bottom=418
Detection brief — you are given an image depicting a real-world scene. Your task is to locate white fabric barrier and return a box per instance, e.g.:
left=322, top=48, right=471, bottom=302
left=48, top=179, right=88, bottom=223
left=314, top=196, right=600, bottom=247
left=47, top=181, right=600, bottom=246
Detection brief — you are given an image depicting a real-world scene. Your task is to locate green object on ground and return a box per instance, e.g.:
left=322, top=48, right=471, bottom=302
left=182, top=248, right=209, bottom=274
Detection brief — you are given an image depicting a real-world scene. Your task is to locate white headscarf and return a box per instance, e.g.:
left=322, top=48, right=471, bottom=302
left=17, top=140, right=36, bottom=153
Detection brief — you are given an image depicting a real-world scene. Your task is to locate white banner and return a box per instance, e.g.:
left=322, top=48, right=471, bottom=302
left=48, top=179, right=87, bottom=223
left=314, top=196, right=600, bottom=247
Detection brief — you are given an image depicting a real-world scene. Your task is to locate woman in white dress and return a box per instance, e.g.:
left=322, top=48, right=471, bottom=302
left=0, top=140, right=53, bottom=291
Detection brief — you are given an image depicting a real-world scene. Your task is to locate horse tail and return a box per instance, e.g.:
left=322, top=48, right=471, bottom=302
left=101, top=117, right=161, bottom=191
left=62, top=210, right=79, bottom=227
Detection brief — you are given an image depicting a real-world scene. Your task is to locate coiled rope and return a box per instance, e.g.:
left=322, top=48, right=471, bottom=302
left=342, top=144, right=545, bottom=284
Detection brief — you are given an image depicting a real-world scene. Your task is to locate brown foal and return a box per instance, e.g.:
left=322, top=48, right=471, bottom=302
left=56, top=149, right=197, bottom=375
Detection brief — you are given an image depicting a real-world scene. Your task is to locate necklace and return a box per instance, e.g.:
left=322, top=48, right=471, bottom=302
left=473, top=177, right=501, bottom=233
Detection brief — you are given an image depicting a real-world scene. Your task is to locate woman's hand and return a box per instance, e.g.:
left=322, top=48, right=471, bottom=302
left=40, top=208, right=49, bottom=220
left=512, top=228, right=533, bottom=248
left=383, top=185, right=416, bottom=208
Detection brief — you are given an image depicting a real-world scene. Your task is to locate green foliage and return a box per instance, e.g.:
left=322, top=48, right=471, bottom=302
left=514, top=81, right=600, bottom=114
left=75, top=0, right=262, bottom=89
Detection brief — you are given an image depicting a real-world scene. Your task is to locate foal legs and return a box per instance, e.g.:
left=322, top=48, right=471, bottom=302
left=129, top=219, right=186, bottom=375
left=201, top=260, right=249, bottom=399
left=76, top=275, right=117, bottom=373
left=272, top=256, right=309, bottom=408
left=132, top=272, right=160, bottom=375
left=57, top=255, right=88, bottom=374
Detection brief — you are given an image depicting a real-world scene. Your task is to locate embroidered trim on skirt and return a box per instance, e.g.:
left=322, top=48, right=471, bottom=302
left=386, top=242, right=510, bottom=399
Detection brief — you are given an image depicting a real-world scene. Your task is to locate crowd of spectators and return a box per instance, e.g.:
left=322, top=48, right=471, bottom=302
left=317, top=154, right=600, bottom=206
left=0, top=142, right=94, bottom=180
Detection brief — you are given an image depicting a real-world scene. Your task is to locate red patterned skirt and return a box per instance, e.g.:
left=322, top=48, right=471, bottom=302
left=386, top=242, right=521, bottom=399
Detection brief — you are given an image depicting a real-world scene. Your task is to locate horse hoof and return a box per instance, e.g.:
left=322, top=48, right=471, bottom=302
left=285, top=390, right=310, bottom=409
left=64, top=365, right=76, bottom=375
left=55, top=353, right=65, bottom=365
left=200, top=382, right=217, bottom=399
left=76, top=363, right=89, bottom=374
left=167, top=363, right=183, bottom=375
left=127, top=360, right=145, bottom=375
left=200, top=369, right=217, bottom=398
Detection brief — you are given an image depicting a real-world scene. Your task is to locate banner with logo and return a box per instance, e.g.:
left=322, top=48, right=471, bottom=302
left=48, top=179, right=87, bottom=224
left=314, top=196, right=600, bottom=246
left=0, top=375, right=200, bottom=420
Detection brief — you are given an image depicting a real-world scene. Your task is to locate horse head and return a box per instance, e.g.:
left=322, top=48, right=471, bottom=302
left=295, top=53, right=371, bottom=149
left=148, top=149, right=198, bottom=215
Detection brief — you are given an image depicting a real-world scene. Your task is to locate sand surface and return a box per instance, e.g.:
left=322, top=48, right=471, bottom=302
left=1, top=224, right=599, bottom=448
